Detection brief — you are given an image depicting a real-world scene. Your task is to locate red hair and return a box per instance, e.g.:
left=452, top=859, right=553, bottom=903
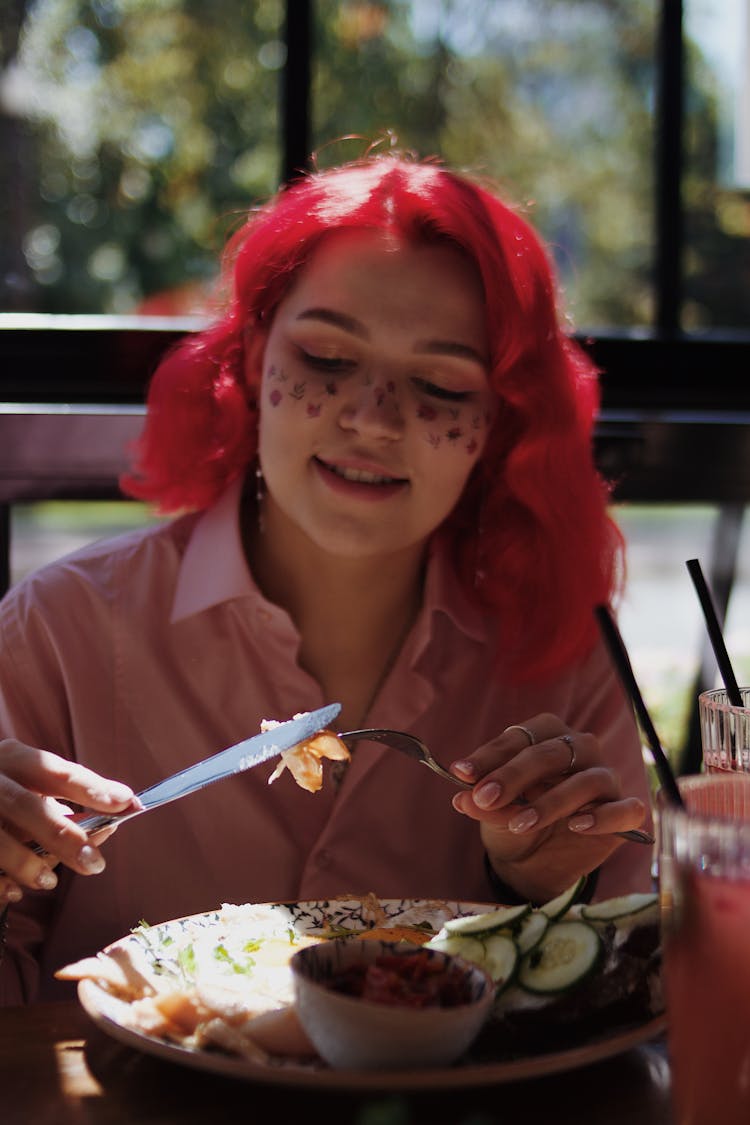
left=122, top=154, right=622, bottom=682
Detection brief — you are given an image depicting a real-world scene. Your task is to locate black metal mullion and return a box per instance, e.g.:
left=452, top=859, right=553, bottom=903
left=655, top=0, right=684, bottom=336
left=281, top=0, right=312, bottom=183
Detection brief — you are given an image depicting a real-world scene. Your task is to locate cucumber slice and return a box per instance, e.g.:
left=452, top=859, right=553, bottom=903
left=481, top=933, right=519, bottom=990
left=426, top=929, right=520, bottom=991
left=424, top=933, right=487, bottom=965
left=539, top=876, right=586, bottom=920
left=518, top=920, right=601, bottom=994
left=515, top=909, right=549, bottom=955
left=581, top=893, right=659, bottom=927
left=443, top=903, right=530, bottom=937
left=494, top=982, right=551, bottom=1016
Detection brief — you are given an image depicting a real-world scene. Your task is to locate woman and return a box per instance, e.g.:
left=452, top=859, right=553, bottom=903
left=0, top=154, right=652, bottom=1004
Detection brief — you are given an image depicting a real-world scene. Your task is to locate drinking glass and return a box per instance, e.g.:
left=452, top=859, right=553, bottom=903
left=659, top=773, right=750, bottom=1125
left=699, top=687, right=750, bottom=773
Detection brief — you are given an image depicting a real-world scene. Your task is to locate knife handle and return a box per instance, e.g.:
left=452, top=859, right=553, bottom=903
left=28, top=810, right=133, bottom=857
left=72, top=811, right=121, bottom=836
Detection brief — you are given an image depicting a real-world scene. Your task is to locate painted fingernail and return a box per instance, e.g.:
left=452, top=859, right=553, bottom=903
left=88, top=784, right=134, bottom=806
left=474, top=782, right=503, bottom=809
left=508, top=808, right=539, bottom=833
left=36, top=868, right=58, bottom=890
left=451, top=760, right=477, bottom=781
left=569, top=813, right=596, bottom=832
left=2, top=885, right=22, bottom=903
left=77, top=845, right=106, bottom=874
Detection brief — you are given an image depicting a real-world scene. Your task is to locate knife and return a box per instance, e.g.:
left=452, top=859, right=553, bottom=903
left=56, top=703, right=342, bottom=843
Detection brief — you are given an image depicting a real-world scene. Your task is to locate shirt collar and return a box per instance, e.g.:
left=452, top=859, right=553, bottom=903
left=419, top=536, right=489, bottom=645
left=170, top=476, right=253, bottom=622
left=171, top=477, right=489, bottom=646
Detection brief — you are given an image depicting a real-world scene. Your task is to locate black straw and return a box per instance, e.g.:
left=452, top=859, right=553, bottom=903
left=686, top=558, right=743, bottom=708
left=595, top=604, right=684, bottom=807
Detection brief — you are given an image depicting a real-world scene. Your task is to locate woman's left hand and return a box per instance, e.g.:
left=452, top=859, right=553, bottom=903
left=449, top=713, right=649, bottom=903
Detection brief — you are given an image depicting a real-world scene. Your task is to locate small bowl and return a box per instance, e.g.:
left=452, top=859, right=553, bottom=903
left=290, top=939, right=494, bottom=1070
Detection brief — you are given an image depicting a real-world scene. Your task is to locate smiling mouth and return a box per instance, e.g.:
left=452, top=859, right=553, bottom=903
left=315, top=457, right=407, bottom=486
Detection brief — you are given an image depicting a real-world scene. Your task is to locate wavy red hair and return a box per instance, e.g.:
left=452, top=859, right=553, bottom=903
left=122, top=154, right=623, bottom=681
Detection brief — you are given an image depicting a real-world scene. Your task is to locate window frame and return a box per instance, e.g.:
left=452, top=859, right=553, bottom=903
left=0, top=0, right=747, bottom=488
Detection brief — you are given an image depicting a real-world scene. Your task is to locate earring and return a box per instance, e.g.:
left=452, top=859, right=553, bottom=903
left=471, top=476, right=489, bottom=590
left=255, top=459, right=265, bottom=534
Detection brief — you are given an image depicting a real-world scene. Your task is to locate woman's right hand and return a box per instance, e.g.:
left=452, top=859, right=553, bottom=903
left=0, top=739, right=138, bottom=904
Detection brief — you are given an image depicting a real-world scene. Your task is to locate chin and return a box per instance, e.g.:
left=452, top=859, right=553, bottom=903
left=303, top=520, right=426, bottom=564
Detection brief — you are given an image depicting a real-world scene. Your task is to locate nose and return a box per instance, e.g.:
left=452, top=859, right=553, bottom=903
left=338, top=376, right=404, bottom=439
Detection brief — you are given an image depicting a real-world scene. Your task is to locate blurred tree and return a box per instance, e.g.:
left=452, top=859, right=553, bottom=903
left=683, top=34, right=750, bottom=330
left=2, top=0, right=284, bottom=312
left=312, top=0, right=657, bottom=328
left=0, top=0, right=36, bottom=309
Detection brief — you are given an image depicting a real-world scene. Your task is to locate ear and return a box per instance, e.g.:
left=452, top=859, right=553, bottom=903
left=243, top=324, right=269, bottom=398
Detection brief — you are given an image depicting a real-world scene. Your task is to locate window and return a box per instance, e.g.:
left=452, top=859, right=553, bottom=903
left=5, top=0, right=745, bottom=338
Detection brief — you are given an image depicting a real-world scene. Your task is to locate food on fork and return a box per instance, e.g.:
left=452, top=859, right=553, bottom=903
left=261, top=718, right=348, bottom=792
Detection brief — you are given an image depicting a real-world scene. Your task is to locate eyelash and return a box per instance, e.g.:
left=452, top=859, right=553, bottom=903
left=298, top=350, right=355, bottom=373
left=298, top=350, right=471, bottom=402
left=411, top=377, right=471, bottom=403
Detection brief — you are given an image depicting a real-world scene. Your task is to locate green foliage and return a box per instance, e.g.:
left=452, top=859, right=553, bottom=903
left=6, top=0, right=284, bottom=311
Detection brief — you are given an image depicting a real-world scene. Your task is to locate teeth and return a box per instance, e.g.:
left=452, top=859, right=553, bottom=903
left=331, top=464, right=395, bottom=484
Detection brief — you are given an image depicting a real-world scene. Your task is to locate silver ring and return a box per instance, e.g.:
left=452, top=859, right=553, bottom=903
left=505, top=724, right=536, bottom=747
left=558, top=733, right=576, bottom=774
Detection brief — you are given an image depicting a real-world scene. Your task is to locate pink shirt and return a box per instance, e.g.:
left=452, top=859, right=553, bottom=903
left=0, top=479, right=653, bottom=1003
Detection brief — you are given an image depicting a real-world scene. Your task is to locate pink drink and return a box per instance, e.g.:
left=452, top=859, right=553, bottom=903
left=664, top=865, right=750, bottom=1124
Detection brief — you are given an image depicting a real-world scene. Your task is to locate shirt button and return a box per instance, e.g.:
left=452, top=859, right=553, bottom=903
left=256, top=608, right=272, bottom=623
left=316, top=850, right=331, bottom=869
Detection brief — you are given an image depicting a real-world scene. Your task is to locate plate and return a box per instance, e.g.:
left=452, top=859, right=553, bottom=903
left=76, top=897, right=666, bottom=1090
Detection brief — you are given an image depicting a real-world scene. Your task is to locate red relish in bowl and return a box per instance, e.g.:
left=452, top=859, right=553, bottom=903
left=324, top=950, right=475, bottom=1008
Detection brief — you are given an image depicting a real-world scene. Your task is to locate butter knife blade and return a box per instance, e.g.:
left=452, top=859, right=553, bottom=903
left=73, top=703, right=341, bottom=837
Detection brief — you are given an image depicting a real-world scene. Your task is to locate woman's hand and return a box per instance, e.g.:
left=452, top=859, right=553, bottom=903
left=0, top=739, right=138, bottom=905
left=450, top=714, right=649, bottom=904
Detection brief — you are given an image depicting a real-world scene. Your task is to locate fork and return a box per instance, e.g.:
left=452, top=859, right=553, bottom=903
left=339, top=728, right=655, bottom=846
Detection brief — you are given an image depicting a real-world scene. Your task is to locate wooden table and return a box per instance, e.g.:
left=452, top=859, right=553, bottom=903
left=0, top=1001, right=674, bottom=1124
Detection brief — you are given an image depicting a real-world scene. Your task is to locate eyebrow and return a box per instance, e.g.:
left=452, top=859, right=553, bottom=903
left=295, top=307, right=366, bottom=337
left=295, top=307, right=487, bottom=367
left=415, top=339, right=488, bottom=366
